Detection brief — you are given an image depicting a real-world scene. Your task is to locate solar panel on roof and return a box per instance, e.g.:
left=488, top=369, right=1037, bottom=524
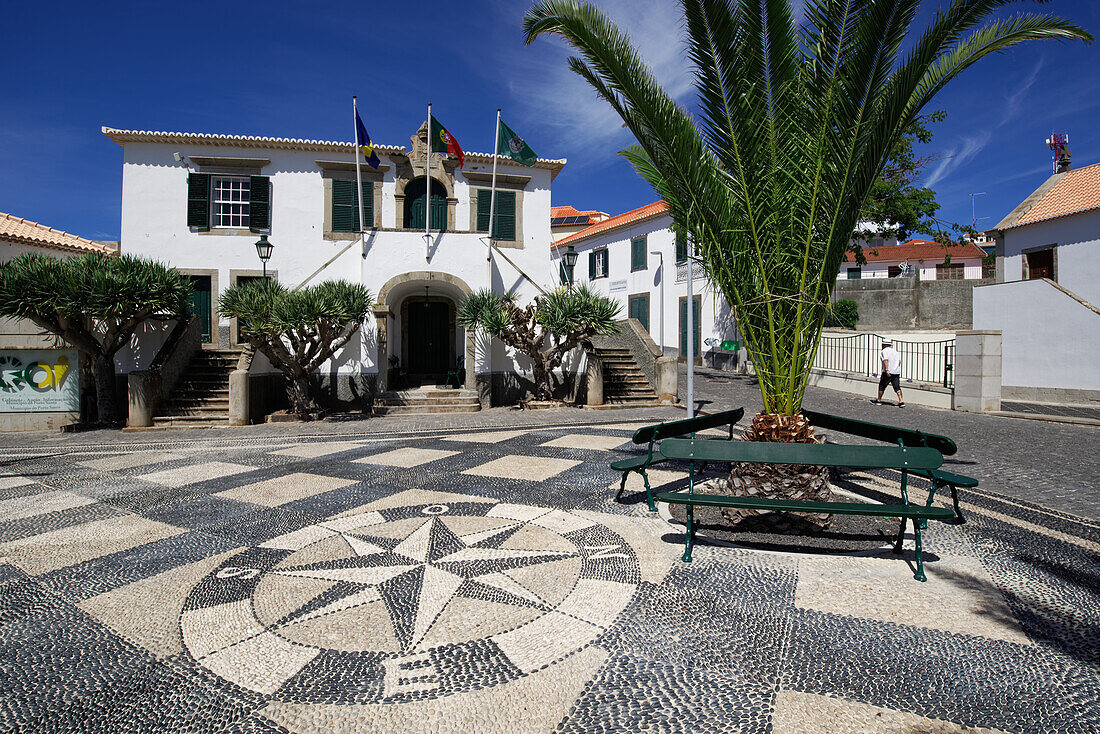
left=551, top=215, right=591, bottom=225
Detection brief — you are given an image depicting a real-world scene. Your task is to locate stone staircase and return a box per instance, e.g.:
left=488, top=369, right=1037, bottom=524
left=593, top=346, right=661, bottom=407
left=152, top=349, right=240, bottom=428
left=373, top=386, right=482, bottom=416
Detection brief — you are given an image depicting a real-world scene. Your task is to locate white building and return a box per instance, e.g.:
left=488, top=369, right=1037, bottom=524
left=549, top=201, right=740, bottom=365
left=974, top=161, right=1100, bottom=404
left=839, top=239, right=985, bottom=281
left=104, top=123, right=565, bottom=405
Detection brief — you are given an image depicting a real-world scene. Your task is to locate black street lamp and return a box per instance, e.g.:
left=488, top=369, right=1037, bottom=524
left=563, top=244, right=579, bottom=286
left=255, top=235, right=274, bottom=278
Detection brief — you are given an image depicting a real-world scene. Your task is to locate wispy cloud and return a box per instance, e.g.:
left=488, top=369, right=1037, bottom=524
left=924, top=129, right=993, bottom=188
left=492, top=0, right=694, bottom=169
left=923, top=55, right=1044, bottom=189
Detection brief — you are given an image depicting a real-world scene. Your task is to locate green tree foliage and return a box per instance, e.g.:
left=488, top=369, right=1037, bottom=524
left=458, top=285, right=621, bottom=401
left=0, top=253, right=190, bottom=424
left=824, top=300, right=859, bottom=329
left=219, top=279, right=372, bottom=415
left=524, top=0, right=1089, bottom=423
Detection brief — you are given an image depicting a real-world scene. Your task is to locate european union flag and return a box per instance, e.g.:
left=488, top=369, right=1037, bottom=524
left=355, top=112, right=381, bottom=169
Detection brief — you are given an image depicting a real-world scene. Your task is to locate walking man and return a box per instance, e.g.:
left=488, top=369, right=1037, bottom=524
left=872, top=338, right=904, bottom=407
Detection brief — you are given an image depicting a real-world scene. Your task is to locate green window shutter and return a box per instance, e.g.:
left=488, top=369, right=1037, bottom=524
left=361, top=181, right=374, bottom=229
left=629, top=295, right=649, bottom=331
left=248, top=175, right=270, bottom=232
left=588, top=252, right=596, bottom=279
left=187, top=173, right=210, bottom=229
left=493, top=191, right=516, bottom=241
left=332, top=179, right=357, bottom=232
left=476, top=190, right=491, bottom=232
left=675, top=231, right=687, bottom=262
left=631, top=236, right=646, bottom=270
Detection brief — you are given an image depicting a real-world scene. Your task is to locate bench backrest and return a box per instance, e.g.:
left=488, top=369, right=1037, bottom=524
left=659, top=437, right=943, bottom=470
left=803, top=409, right=957, bottom=456
left=631, top=408, right=745, bottom=445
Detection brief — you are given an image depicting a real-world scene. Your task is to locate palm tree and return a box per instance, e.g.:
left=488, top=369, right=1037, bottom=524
left=524, top=0, right=1089, bottom=442
left=458, top=285, right=621, bottom=402
left=219, top=278, right=372, bottom=416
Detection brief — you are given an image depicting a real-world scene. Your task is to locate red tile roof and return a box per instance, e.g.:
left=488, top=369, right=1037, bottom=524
left=554, top=201, right=669, bottom=247
left=844, top=239, right=986, bottom=263
left=0, top=213, right=115, bottom=255
left=1004, top=161, right=1100, bottom=229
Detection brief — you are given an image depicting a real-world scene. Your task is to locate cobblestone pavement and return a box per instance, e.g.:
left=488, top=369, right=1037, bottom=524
left=0, top=412, right=1097, bottom=733
left=681, top=364, right=1100, bottom=521
left=1000, top=401, right=1100, bottom=422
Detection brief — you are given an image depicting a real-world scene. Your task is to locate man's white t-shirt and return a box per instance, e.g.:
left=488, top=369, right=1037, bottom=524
left=881, top=346, right=901, bottom=375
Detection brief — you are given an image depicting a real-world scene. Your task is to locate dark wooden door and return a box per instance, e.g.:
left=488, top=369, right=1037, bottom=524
left=407, top=302, right=449, bottom=375
left=187, top=275, right=212, bottom=342
left=679, top=296, right=701, bottom=359
left=1027, top=249, right=1054, bottom=280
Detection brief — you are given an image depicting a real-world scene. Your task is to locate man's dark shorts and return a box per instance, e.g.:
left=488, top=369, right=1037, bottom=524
left=879, top=372, right=901, bottom=392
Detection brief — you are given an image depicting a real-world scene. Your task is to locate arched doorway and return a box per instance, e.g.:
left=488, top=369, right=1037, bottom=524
left=401, top=292, right=454, bottom=380
left=403, top=177, right=448, bottom=230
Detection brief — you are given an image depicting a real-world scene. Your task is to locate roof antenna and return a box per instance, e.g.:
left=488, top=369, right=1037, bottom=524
left=1046, top=132, right=1071, bottom=174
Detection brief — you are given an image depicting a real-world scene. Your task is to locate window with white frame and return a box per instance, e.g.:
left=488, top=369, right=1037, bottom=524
left=589, top=248, right=609, bottom=279
left=212, top=177, right=251, bottom=228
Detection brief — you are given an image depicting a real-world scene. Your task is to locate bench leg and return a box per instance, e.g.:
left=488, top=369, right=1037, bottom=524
left=893, top=516, right=907, bottom=555
left=682, top=504, right=694, bottom=562
left=912, top=520, right=927, bottom=582
left=641, top=469, right=657, bottom=513
left=615, top=472, right=629, bottom=503
left=950, top=485, right=966, bottom=524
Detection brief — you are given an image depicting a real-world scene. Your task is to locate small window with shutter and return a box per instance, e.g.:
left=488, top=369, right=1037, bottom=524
left=476, top=190, right=516, bottom=241
left=332, top=179, right=375, bottom=232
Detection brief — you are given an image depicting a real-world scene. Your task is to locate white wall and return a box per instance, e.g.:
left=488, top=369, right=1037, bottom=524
left=0, top=239, right=86, bottom=263
left=840, top=258, right=982, bottom=281
left=119, top=140, right=556, bottom=377
left=973, top=278, right=1100, bottom=392
left=551, top=214, right=737, bottom=356
left=1001, top=208, right=1100, bottom=304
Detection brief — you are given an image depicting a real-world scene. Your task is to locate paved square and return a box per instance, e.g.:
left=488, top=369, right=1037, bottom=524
left=270, top=441, right=365, bottom=459
left=138, top=461, right=255, bottom=487
left=462, top=454, right=580, bottom=481
left=0, top=407, right=1095, bottom=734
left=539, top=433, right=630, bottom=451
left=214, top=472, right=357, bottom=508
left=353, top=447, right=461, bottom=467
left=442, top=430, right=529, bottom=444
left=81, top=451, right=186, bottom=471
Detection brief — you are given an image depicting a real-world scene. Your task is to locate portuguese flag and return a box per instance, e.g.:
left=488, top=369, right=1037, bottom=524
left=429, top=115, right=465, bottom=168
left=497, top=119, right=538, bottom=167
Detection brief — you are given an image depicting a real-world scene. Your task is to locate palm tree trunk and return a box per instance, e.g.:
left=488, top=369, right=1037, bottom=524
left=92, top=353, right=118, bottom=424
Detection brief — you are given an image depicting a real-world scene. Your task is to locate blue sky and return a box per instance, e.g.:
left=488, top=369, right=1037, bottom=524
left=2, top=0, right=1097, bottom=241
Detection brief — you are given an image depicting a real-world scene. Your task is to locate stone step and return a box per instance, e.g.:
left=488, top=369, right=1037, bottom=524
left=373, top=404, right=482, bottom=416
left=152, top=415, right=228, bottom=427
left=165, top=397, right=230, bottom=409
left=172, top=388, right=230, bottom=397
left=375, top=396, right=482, bottom=407
left=158, top=407, right=229, bottom=418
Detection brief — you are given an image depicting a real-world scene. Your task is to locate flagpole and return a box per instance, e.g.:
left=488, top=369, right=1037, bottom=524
left=352, top=96, right=366, bottom=239
left=425, top=102, right=432, bottom=262
left=487, top=108, right=501, bottom=282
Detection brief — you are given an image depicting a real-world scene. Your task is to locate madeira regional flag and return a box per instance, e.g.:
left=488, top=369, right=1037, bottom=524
left=429, top=115, right=465, bottom=168
left=355, top=111, right=381, bottom=169
left=497, top=119, right=538, bottom=167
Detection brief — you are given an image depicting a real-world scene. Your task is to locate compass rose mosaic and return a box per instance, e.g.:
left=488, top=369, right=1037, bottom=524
left=180, top=497, right=641, bottom=703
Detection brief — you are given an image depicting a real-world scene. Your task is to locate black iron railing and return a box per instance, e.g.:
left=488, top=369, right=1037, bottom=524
left=814, top=332, right=955, bottom=388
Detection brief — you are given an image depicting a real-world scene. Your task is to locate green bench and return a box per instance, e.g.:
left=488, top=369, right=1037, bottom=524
left=611, top=408, right=745, bottom=512
left=804, top=409, right=976, bottom=526
left=656, top=439, right=954, bottom=581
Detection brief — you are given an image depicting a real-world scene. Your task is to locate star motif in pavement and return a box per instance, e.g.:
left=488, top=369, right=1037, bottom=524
left=271, top=515, right=576, bottom=651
